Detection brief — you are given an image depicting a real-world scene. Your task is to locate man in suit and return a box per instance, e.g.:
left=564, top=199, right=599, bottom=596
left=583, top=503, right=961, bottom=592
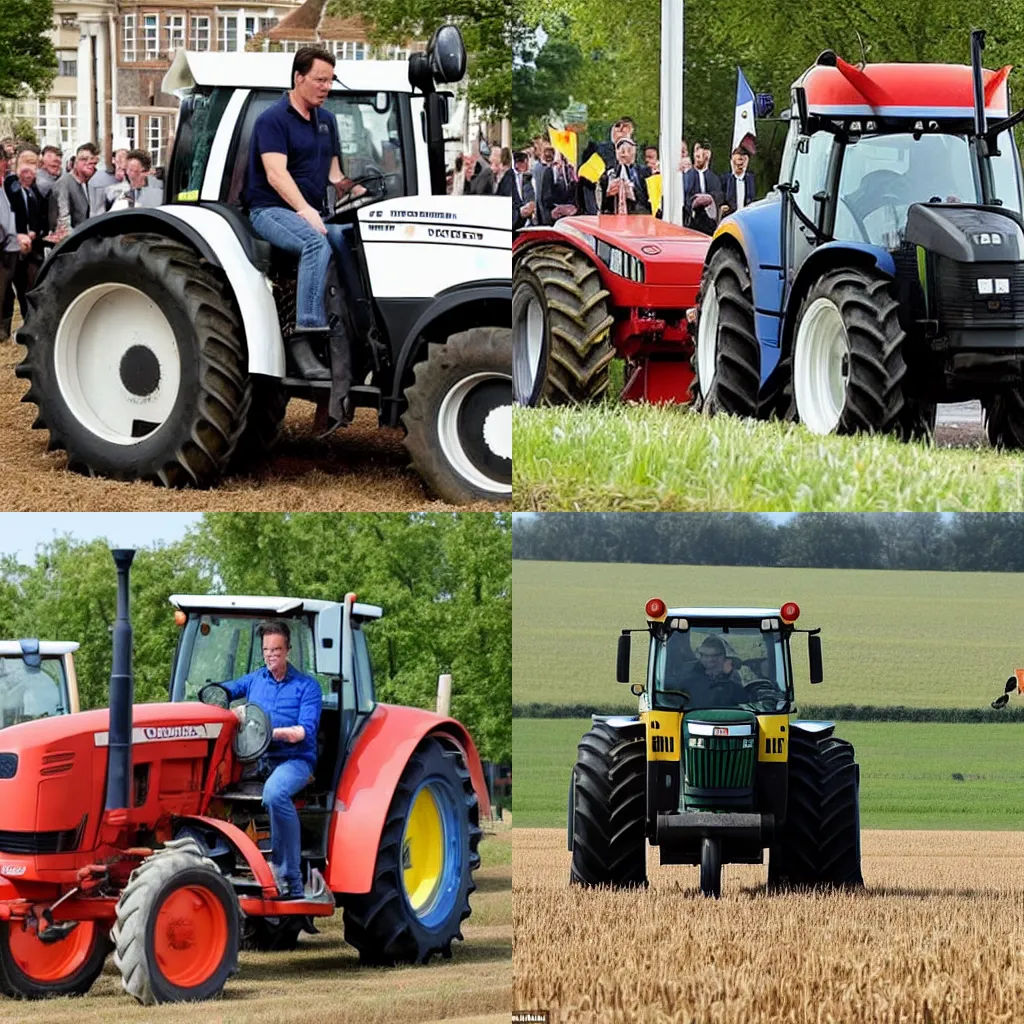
left=540, top=152, right=577, bottom=222
left=721, top=148, right=756, bottom=218
left=512, top=151, right=537, bottom=236
left=34, top=146, right=63, bottom=199
left=104, top=149, right=164, bottom=210
left=598, top=138, right=651, bottom=215
left=493, top=147, right=513, bottom=197
left=49, top=142, right=99, bottom=234
left=683, top=141, right=723, bottom=235
left=3, top=147, right=48, bottom=334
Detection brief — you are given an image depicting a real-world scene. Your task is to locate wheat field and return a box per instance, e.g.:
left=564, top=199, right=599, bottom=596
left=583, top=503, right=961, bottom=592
left=513, top=829, right=1024, bottom=1023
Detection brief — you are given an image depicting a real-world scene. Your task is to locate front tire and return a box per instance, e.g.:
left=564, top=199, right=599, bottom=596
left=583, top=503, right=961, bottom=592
left=111, top=837, right=240, bottom=1005
left=341, top=738, right=482, bottom=965
left=15, top=234, right=250, bottom=486
left=789, top=268, right=907, bottom=435
left=983, top=390, right=1024, bottom=449
left=694, top=247, right=761, bottom=418
left=569, top=721, right=647, bottom=888
left=0, top=919, right=110, bottom=999
left=403, top=327, right=511, bottom=504
left=513, top=244, right=615, bottom=405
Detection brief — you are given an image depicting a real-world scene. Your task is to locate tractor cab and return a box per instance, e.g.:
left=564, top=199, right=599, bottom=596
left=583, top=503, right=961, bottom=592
left=0, top=640, right=79, bottom=727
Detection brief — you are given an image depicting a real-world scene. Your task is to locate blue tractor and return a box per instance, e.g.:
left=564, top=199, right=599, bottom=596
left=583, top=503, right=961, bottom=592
left=695, top=31, right=1024, bottom=444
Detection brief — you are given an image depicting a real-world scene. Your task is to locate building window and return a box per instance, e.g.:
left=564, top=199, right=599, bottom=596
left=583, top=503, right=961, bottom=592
left=381, top=45, right=409, bottom=61
left=279, top=40, right=298, bottom=53
left=58, top=100, right=76, bottom=148
left=60, top=14, right=76, bottom=28
left=123, top=115, right=137, bottom=151
left=244, top=16, right=256, bottom=42
left=58, top=51, right=78, bottom=77
left=259, top=17, right=277, bottom=33
left=123, top=14, right=136, bottom=62
left=190, top=16, right=210, bottom=51
left=147, top=116, right=163, bottom=165
left=166, top=14, right=185, bottom=55
left=218, top=15, right=237, bottom=52
left=142, top=14, right=159, bottom=60
left=337, top=41, right=366, bottom=61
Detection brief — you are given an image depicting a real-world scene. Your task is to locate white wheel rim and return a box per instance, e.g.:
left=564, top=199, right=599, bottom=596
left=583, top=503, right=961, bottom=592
left=794, top=297, right=848, bottom=434
left=53, top=283, right=181, bottom=446
left=697, top=280, right=720, bottom=395
left=437, top=371, right=513, bottom=496
left=513, top=290, right=544, bottom=405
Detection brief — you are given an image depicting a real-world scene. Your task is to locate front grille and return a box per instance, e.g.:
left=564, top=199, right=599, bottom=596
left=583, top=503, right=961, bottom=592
left=684, top=737, right=756, bottom=790
left=0, top=753, right=17, bottom=779
left=935, top=259, right=1024, bottom=326
left=0, top=817, right=84, bottom=854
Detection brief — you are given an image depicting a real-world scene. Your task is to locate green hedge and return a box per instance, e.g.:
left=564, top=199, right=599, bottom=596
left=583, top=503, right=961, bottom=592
left=512, top=703, right=1024, bottom=723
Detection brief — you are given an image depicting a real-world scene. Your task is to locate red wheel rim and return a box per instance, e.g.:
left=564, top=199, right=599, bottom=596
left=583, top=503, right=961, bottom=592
left=153, top=885, right=228, bottom=988
left=8, top=920, right=95, bottom=982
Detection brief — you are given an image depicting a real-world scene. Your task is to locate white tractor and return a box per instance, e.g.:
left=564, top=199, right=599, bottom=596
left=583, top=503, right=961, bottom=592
left=0, top=640, right=80, bottom=728
left=16, top=27, right=511, bottom=504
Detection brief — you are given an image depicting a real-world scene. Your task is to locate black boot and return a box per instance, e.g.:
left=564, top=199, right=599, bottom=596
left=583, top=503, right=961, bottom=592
left=288, top=330, right=331, bottom=381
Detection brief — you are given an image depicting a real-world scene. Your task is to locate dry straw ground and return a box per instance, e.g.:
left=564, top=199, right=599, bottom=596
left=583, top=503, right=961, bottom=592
left=0, top=336, right=501, bottom=511
left=514, top=828, right=1024, bottom=1024
left=0, top=830, right=511, bottom=1024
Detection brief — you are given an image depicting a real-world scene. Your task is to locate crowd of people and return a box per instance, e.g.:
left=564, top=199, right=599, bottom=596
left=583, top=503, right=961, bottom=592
left=510, top=116, right=758, bottom=236
left=0, top=140, right=165, bottom=342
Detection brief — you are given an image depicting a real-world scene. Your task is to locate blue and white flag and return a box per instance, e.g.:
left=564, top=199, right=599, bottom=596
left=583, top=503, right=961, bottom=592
left=733, top=68, right=757, bottom=155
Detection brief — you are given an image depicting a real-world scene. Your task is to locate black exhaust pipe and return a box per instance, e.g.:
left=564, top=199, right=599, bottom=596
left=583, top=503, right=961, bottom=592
left=970, top=29, right=996, bottom=206
left=105, top=548, right=135, bottom=812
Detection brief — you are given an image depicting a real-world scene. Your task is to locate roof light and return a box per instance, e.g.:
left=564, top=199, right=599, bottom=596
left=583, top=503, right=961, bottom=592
left=780, top=601, right=800, bottom=624
left=645, top=598, right=667, bottom=621
left=174, top=610, right=187, bottom=627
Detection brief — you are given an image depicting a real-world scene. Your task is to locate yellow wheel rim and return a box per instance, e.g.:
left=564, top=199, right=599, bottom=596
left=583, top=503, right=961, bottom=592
left=402, top=785, right=444, bottom=914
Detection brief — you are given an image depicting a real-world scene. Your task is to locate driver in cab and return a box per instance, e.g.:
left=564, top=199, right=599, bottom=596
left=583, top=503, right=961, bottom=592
left=222, top=620, right=322, bottom=900
left=684, top=635, right=748, bottom=707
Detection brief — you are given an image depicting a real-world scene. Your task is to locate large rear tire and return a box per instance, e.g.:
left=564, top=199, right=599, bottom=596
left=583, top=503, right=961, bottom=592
left=513, top=244, right=615, bottom=405
left=15, top=234, right=250, bottom=486
left=768, top=729, right=863, bottom=890
left=402, top=327, right=511, bottom=504
left=569, top=721, right=647, bottom=888
left=341, top=738, right=482, bottom=965
left=694, top=247, right=761, bottom=418
left=111, top=837, right=240, bottom=1005
left=0, top=919, right=110, bottom=999
left=789, top=268, right=906, bottom=435
left=983, top=390, right=1024, bottom=449
left=231, top=376, right=289, bottom=467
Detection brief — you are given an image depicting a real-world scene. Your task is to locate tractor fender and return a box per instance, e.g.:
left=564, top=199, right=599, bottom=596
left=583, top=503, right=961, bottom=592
left=388, top=280, right=511, bottom=408
left=173, top=814, right=278, bottom=898
left=35, top=205, right=285, bottom=378
left=789, top=719, right=837, bottom=738
left=780, top=241, right=896, bottom=357
left=324, top=703, right=490, bottom=895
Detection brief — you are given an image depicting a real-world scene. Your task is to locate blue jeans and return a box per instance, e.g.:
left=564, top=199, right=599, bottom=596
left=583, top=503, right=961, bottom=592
left=261, top=757, right=314, bottom=894
left=249, top=205, right=359, bottom=330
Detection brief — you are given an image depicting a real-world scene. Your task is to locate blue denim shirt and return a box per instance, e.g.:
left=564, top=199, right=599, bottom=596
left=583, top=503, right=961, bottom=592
left=224, top=663, right=322, bottom=767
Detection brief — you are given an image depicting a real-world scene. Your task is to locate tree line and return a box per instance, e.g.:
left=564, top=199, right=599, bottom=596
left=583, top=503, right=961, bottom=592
left=513, top=513, right=1024, bottom=573
left=0, top=513, right=511, bottom=762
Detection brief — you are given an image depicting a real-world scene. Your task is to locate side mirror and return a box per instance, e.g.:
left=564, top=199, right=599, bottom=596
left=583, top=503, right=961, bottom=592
left=616, top=633, right=631, bottom=683
left=429, top=25, right=466, bottom=84
left=808, top=633, right=823, bottom=684
left=794, top=86, right=810, bottom=135
left=630, top=683, right=645, bottom=697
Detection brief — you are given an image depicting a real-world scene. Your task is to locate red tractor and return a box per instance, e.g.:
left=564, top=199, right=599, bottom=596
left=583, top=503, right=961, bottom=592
left=0, top=550, right=489, bottom=1003
left=512, top=215, right=710, bottom=406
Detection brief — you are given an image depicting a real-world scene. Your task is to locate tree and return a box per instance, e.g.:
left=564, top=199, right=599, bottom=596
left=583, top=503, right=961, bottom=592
left=512, top=16, right=583, bottom=142
left=0, top=0, right=57, bottom=100
left=328, top=0, right=512, bottom=118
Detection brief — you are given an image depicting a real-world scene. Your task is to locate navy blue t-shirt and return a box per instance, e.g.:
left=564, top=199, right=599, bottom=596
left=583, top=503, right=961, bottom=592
left=246, top=93, right=338, bottom=212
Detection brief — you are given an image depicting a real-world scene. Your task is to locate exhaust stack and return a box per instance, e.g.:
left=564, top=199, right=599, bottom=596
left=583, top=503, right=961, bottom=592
left=105, top=548, right=135, bottom=812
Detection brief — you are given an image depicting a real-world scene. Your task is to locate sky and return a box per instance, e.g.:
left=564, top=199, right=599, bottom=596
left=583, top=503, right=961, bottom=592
left=0, top=513, right=203, bottom=565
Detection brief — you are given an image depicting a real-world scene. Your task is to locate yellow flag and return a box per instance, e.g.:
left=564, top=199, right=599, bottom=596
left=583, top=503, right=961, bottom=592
left=647, top=172, right=662, bottom=216
left=579, top=151, right=605, bottom=183
left=548, top=127, right=577, bottom=167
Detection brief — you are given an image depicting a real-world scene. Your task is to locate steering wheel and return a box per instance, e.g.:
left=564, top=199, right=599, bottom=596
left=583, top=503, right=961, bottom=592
left=742, top=678, right=779, bottom=702
left=334, top=168, right=387, bottom=213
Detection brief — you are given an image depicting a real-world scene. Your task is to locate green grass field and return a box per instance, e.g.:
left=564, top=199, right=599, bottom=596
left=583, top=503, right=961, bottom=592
left=514, top=718, right=1024, bottom=830
left=513, top=405, right=1024, bottom=511
left=513, top=559, right=1024, bottom=709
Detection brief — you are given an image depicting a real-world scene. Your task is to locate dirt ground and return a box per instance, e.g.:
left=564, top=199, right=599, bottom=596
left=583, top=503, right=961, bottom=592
left=0, top=829, right=511, bottom=1024
left=514, top=828, right=1024, bottom=1023
left=0, top=336, right=501, bottom=512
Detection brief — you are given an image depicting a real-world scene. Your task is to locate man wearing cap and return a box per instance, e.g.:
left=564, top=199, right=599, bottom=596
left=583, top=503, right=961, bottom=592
left=684, top=635, right=748, bottom=707
left=598, top=138, right=651, bottom=215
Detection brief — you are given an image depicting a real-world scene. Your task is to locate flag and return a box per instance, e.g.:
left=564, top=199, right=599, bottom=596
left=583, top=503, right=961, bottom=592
left=548, top=127, right=577, bottom=168
left=647, top=172, right=662, bottom=217
left=733, top=67, right=757, bottom=155
left=578, top=141, right=605, bottom=183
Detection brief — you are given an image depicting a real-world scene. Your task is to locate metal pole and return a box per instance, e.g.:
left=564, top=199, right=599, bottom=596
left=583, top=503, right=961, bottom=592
left=659, top=0, right=685, bottom=225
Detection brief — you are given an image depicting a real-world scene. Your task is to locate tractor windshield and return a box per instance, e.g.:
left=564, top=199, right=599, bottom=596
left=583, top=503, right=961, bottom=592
left=0, top=656, right=68, bottom=727
left=833, top=131, right=1022, bottom=248
left=650, top=624, right=792, bottom=713
left=170, top=614, right=335, bottom=702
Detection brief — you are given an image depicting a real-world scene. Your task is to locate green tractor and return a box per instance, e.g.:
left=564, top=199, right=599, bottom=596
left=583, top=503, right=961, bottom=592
left=568, top=599, right=863, bottom=897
